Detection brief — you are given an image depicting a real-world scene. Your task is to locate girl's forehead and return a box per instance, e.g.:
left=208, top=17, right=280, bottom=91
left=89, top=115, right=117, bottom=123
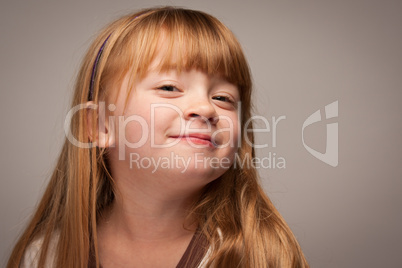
left=146, top=34, right=227, bottom=81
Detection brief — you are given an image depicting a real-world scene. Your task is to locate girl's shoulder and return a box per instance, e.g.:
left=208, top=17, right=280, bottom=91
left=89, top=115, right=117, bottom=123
left=21, top=232, right=59, bottom=268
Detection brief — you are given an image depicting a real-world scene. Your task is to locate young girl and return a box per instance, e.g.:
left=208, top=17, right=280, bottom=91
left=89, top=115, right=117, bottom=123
left=7, top=7, right=309, bottom=268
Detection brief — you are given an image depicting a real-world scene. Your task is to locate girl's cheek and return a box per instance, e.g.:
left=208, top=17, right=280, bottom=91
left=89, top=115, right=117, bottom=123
left=220, top=114, right=240, bottom=143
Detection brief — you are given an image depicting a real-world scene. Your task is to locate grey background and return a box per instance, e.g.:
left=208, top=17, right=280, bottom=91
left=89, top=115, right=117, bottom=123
left=1, top=0, right=401, bottom=267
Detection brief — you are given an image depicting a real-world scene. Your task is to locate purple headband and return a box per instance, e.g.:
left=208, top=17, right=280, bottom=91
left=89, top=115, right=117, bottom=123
left=88, top=34, right=111, bottom=101
left=87, top=13, right=147, bottom=100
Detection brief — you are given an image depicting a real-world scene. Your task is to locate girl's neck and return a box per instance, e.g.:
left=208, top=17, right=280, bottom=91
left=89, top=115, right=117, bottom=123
left=98, top=178, right=200, bottom=242
left=96, top=183, right=200, bottom=268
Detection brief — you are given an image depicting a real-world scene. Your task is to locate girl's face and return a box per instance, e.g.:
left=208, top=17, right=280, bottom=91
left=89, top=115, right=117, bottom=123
left=107, top=54, right=240, bottom=187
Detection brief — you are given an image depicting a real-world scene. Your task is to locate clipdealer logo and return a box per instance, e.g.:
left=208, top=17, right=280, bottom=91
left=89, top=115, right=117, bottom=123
left=302, top=101, right=339, bottom=167
left=63, top=101, right=339, bottom=169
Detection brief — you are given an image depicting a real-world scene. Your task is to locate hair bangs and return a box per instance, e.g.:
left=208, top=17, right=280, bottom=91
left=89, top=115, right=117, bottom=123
left=101, top=8, right=251, bottom=102
left=154, top=9, right=249, bottom=89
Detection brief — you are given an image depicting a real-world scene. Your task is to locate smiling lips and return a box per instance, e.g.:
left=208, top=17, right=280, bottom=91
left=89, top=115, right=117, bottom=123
left=170, top=133, right=216, bottom=147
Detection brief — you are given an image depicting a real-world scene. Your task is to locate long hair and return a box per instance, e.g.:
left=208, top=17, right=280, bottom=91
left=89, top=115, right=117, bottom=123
left=7, top=7, right=308, bottom=267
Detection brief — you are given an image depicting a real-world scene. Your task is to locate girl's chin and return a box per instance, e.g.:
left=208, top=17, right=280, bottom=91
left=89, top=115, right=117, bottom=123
left=149, top=165, right=226, bottom=183
left=154, top=166, right=222, bottom=176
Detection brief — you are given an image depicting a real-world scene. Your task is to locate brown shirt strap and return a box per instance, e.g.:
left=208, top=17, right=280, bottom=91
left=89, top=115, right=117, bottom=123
left=176, top=229, right=209, bottom=268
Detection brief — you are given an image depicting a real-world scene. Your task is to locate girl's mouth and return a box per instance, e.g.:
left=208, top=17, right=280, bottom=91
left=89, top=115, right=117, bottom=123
left=170, top=133, right=216, bottom=148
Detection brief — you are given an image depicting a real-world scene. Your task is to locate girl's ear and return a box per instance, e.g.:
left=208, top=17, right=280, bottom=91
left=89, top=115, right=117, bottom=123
left=85, top=101, right=115, bottom=148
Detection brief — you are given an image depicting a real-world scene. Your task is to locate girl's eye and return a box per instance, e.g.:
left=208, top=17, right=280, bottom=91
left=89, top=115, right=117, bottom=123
left=213, top=95, right=234, bottom=103
left=158, top=85, right=179, bottom=92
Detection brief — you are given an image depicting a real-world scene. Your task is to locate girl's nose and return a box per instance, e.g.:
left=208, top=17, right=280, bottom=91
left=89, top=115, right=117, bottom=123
left=184, top=98, right=219, bottom=125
